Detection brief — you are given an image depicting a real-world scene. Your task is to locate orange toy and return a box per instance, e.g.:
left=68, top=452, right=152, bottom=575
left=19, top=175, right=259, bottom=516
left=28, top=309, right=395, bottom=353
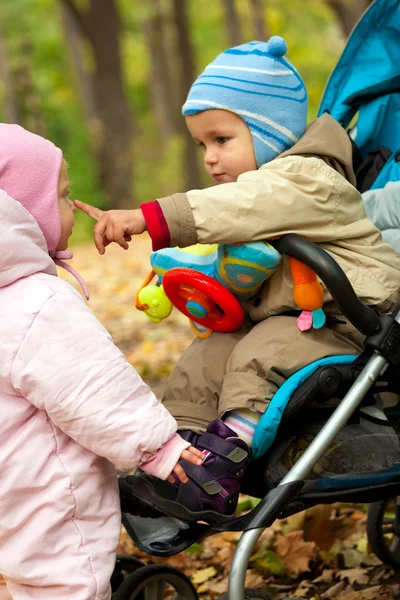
left=289, top=257, right=326, bottom=331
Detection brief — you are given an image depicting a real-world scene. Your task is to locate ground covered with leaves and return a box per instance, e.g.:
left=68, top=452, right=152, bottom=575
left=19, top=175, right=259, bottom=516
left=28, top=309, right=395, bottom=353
left=61, top=237, right=400, bottom=599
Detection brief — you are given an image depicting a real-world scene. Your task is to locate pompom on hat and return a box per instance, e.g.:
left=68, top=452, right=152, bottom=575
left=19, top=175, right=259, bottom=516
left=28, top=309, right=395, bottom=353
left=182, top=37, right=308, bottom=167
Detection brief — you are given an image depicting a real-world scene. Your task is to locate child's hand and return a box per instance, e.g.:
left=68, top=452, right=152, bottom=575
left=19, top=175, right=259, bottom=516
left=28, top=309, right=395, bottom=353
left=167, top=445, right=204, bottom=484
left=73, top=200, right=147, bottom=255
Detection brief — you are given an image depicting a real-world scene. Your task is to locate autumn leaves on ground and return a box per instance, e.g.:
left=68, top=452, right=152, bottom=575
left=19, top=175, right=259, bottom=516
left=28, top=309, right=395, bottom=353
left=60, top=237, right=400, bottom=600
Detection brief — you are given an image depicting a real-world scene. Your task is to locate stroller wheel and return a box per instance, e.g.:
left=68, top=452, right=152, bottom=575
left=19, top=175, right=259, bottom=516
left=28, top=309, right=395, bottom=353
left=218, top=589, right=272, bottom=599
left=367, top=497, right=400, bottom=569
left=112, top=564, right=198, bottom=599
left=111, top=555, right=145, bottom=593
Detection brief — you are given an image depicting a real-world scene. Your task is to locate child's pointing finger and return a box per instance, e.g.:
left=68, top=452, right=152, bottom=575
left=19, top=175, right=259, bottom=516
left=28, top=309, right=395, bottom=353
left=74, top=199, right=104, bottom=222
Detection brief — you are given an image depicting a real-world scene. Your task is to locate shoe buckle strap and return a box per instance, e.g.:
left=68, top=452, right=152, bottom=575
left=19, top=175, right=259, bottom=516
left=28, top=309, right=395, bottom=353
left=199, top=432, right=248, bottom=463
left=227, top=447, right=248, bottom=463
left=201, top=480, right=225, bottom=495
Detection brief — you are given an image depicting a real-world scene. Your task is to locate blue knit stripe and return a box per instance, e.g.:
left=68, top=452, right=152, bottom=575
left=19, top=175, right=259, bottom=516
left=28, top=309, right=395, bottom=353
left=196, top=74, right=305, bottom=94
left=247, top=123, right=292, bottom=150
left=204, top=62, right=306, bottom=92
left=223, top=49, right=303, bottom=78
left=190, top=81, right=307, bottom=103
left=224, top=48, right=286, bottom=58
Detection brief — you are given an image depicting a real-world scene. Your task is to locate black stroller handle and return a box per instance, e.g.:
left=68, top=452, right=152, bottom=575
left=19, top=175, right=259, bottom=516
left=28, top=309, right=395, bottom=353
left=270, top=234, right=381, bottom=336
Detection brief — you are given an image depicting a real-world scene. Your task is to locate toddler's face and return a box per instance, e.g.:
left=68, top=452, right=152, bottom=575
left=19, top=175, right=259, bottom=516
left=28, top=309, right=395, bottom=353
left=185, top=109, right=257, bottom=183
left=57, top=159, right=76, bottom=251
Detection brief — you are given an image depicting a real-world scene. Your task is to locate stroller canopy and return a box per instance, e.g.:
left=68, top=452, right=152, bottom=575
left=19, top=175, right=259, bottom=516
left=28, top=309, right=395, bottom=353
left=318, top=0, right=400, bottom=158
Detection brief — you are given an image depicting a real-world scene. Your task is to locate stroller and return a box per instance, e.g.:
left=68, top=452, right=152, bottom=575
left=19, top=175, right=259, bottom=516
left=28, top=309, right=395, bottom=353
left=111, top=0, right=400, bottom=597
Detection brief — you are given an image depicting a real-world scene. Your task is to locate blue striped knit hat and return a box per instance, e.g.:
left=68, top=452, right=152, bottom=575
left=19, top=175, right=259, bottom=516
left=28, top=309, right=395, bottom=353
left=182, top=37, right=308, bottom=167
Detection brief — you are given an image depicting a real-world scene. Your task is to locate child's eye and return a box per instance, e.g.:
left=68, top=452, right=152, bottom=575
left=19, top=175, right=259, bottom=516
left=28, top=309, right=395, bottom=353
left=216, top=137, right=228, bottom=145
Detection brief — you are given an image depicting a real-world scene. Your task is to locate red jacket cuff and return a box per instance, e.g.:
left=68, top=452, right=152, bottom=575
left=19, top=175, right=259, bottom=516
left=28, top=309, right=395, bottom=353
left=140, top=201, right=170, bottom=251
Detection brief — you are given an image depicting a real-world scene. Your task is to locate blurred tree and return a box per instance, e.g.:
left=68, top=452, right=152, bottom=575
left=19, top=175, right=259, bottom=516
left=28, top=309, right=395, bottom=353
left=173, top=0, right=203, bottom=190
left=142, top=0, right=181, bottom=142
left=60, top=3, right=98, bottom=132
left=0, top=17, right=18, bottom=123
left=13, top=38, right=45, bottom=135
left=222, top=0, right=243, bottom=46
left=322, top=0, right=373, bottom=38
left=61, top=0, right=134, bottom=208
left=249, top=0, right=269, bottom=40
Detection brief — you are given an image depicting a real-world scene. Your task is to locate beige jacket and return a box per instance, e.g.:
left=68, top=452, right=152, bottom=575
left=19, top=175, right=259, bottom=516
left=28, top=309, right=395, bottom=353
left=157, top=114, right=400, bottom=321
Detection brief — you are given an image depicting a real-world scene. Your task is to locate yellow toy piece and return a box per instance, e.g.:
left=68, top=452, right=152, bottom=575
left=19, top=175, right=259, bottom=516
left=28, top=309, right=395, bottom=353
left=137, top=284, right=173, bottom=323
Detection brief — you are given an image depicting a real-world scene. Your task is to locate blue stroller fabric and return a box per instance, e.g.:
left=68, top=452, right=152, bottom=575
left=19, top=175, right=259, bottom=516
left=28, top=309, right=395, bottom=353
left=252, top=355, right=358, bottom=460
left=318, top=0, right=400, bottom=189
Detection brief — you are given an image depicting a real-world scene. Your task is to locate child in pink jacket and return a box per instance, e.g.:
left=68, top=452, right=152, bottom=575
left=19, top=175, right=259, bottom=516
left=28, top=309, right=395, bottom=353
left=0, top=124, right=203, bottom=600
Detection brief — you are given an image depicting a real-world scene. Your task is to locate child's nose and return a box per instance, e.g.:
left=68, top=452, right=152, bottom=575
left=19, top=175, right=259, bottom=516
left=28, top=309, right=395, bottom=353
left=204, top=148, right=218, bottom=165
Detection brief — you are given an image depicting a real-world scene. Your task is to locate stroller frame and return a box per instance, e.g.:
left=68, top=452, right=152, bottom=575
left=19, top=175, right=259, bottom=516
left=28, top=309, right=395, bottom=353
left=121, top=234, right=400, bottom=600
left=228, top=234, right=400, bottom=599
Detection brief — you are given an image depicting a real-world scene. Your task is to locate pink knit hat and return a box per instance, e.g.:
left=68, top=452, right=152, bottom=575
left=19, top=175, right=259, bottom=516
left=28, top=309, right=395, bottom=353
left=0, top=124, right=89, bottom=299
left=0, top=124, right=63, bottom=254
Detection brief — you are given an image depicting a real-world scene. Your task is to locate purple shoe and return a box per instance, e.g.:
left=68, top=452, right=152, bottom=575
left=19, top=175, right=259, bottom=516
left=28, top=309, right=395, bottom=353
left=127, top=419, right=250, bottom=524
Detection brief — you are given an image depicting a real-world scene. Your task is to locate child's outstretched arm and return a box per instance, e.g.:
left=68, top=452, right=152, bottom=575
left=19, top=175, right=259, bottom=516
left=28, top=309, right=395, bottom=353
left=75, top=156, right=361, bottom=253
left=74, top=200, right=147, bottom=255
left=11, top=287, right=202, bottom=480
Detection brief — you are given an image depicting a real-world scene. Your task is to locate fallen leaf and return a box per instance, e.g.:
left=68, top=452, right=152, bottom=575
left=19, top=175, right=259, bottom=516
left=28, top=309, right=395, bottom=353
left=322, top=580, right=347, bottom=598
left=336, top=584, right=356, bottom=600
left=192, top=567, right=217, bottom=585
left=338, top=568, right=369, bottom=585
left=244, top=569, right=264, bottom=588
left=282, top=510, right=307, bottom=534
left=305, top=505, right=335, bottom=550
left=251, top=547, right=285, bottom=576
left=336, top=586, right=382, bottom=600
left=313, top=568, right=335, bottom=584
left=359, top=586, right=383, bottom=599
left=293, top=580, right=316, bottom=597
left=207, top=580, right=228, bottom=595
left=340, top=548, right=364, bottom=568
left=275, top=530, right=317, bottom=577
left=356, top=535, right=368, bottom=554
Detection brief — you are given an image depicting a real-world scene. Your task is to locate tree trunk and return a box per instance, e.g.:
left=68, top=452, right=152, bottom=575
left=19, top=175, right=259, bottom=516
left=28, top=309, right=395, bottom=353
left=323, top=0, right=373, bottom=38
left=222, top=0, right=242, bottom=47
left=249, top=0, right=269, bottom=41
left=60, top=2, right=97, bottom=128
left=13, top=38, right=45, bottom=135
left=0, top=17, right=19, bottom=123
left=172, top=0, right=203, bottom=190
left=142, top=0, right=181, bottom=141
left=61, top=0, right=134, bottom=209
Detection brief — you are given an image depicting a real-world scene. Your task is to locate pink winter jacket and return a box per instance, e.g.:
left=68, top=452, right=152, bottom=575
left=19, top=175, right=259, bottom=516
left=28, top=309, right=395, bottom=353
left=0, top=191, right=190, bottom=513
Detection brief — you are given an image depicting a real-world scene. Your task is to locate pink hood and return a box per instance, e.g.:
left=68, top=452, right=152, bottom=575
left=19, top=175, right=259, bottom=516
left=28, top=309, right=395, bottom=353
left=0, top=190, right=56, bottom=289
left=0, top=124, right=62, bottom=255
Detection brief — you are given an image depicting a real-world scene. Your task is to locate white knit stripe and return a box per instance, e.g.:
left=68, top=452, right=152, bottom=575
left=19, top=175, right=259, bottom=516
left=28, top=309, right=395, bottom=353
left=251, top=130, right=281, bottom=153
left=205, top=64, right=293, bottom=76
left=223, top=408, right=262, bottom=447
left=184, top=99, right=299, bottom=143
